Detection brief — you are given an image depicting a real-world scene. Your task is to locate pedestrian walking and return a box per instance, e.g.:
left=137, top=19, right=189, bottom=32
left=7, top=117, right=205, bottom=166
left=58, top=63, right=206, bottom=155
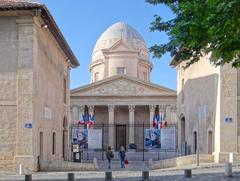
left=119, top=146, right=126, bottom=168
left=106, top=146, right=114, bottom=169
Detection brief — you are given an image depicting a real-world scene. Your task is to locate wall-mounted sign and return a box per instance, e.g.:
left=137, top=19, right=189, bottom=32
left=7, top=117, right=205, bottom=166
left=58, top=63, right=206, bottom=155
left=198, top=106, right=207, bottom=121
left=224, top=117, right=233, bottom=123
left=25, top=123, right=32, bottom=129
left=44, top=107, right=52, bottom=120
left=72, top=144, right=80, bottom=153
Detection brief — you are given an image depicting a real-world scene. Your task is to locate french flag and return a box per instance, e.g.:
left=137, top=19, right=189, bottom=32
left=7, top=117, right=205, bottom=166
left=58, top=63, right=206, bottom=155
left=78, top=114, right=87, bottom=125
left=88, top=114, right=95, bottom=128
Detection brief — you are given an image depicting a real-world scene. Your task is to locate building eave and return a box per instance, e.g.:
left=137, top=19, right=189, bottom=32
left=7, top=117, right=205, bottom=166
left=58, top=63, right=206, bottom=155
left=0, top=2, right=80, bottom=67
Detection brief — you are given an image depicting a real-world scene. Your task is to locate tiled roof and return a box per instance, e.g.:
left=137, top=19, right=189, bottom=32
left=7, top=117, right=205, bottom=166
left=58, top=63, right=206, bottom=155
left=0, top=0, right=41, bottom=8
left=0, top=0, right=79, bottom=67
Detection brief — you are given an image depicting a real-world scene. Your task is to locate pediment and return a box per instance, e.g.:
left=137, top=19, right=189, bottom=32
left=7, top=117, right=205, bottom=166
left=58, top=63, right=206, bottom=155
left=108, top=40, right=133, bottom=52
left=71, top=76, right=176, bottom=97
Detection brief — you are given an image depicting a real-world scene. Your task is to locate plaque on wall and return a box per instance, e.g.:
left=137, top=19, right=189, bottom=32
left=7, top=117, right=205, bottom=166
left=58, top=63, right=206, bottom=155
left=224, top=117, right=233, bottom=123
left=44, top=107, right=52, bottom=120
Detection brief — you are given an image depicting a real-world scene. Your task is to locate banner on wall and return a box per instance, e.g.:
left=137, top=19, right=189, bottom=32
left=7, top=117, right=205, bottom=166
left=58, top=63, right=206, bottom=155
left=88, top=129, right=102, bottom=149
left=161, top=126, right=176, bottom=149
left=72, top=128, right=88, bottom=149
left=144, top=129, right=161, bottom=149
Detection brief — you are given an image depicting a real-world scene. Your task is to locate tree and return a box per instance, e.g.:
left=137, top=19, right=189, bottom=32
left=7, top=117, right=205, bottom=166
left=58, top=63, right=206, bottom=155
left=146, top=0, right=240, bottom=68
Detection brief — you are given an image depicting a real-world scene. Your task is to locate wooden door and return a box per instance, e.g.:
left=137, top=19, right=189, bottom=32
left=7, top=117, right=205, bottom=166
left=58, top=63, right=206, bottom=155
left=116, top=125, right=126, bottom=150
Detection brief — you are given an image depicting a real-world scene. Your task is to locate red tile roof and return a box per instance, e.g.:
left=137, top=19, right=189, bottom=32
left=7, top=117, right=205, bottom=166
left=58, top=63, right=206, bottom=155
left=0, top=0, right=41, bottom=8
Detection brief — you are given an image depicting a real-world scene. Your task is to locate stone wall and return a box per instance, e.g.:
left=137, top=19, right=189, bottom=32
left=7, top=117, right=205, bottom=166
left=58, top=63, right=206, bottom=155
left=150, top=154, right=214, bottom=169
left=0, top=16, right=18, bottom=172
left=177, top=55, right=239, bottom=161
left=32, top=16, right=70, bottom=163
left=39, top=160, right=97, bottom=172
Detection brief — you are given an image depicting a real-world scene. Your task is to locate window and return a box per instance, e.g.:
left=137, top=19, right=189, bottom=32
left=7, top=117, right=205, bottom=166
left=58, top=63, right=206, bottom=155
left=63, top=78, right=67, bottom=104
left=117, top=67, right=125, bottom=75
left=52, top=132, right=56, bottom=155
left=143, top=72, right=147, bottom=81
left=95, top=72, right=99, bottom=81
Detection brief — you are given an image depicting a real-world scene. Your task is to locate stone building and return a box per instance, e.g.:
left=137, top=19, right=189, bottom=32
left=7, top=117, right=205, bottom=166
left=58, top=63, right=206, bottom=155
left=0, top=0, right=79, bottom=172
left=70, top=22, right=177, bottom=151
left=171, top=55, right=240, bottom=163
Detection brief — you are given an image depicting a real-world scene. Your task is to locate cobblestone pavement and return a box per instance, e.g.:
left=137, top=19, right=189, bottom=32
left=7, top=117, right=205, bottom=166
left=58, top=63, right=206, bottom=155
left=1, top=166, right=240, bottom=180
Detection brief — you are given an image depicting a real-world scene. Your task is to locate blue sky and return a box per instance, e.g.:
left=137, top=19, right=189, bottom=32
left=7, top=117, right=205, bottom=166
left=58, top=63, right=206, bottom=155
left=39, top=0, right=176, bottom=90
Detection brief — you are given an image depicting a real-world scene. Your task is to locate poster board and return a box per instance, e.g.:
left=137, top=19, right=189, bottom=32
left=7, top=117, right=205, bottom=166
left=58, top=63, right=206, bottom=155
left=72, top=128, right=88, bottom=149
left=88, top=129, right=102, bottom=149
left=161, top=127, right=176, bottom=149
left=144, top=129, right=161, bottom=149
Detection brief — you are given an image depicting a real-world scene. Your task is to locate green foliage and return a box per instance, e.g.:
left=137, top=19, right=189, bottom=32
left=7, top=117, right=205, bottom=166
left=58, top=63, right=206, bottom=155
left=146, top=0, right=240, bottom=68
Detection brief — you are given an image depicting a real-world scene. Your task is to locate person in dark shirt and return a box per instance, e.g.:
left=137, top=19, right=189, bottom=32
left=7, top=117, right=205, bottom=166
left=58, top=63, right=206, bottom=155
left=106, top=146, right=114, bottom=169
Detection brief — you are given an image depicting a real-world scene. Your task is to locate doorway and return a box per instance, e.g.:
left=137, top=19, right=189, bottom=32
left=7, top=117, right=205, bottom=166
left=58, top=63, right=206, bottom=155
left=116, top=125, right=126, bottom=150
left=181, top=117, right=186, bottom=143
left=193, top=131, right=197, bottom=154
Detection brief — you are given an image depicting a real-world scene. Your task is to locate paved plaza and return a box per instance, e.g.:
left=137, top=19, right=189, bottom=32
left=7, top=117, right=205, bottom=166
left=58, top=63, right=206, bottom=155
left=1, top=164, right=240, bottom=181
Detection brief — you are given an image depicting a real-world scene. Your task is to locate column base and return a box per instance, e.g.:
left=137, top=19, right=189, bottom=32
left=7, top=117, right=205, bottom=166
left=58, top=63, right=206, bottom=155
left=15, top=155, right=38, bottom=173
left=214, top=152, right=240, bottom=164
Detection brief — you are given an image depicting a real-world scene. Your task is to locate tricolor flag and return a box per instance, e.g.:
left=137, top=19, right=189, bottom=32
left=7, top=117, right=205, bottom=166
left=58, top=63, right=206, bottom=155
left=88, top=114, right=95, bottom=127
left=78, top=114, right=87, bottom=125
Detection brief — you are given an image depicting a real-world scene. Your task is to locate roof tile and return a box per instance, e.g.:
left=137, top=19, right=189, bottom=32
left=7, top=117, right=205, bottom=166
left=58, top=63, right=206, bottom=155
left=0, top=0, right=41, bottom=7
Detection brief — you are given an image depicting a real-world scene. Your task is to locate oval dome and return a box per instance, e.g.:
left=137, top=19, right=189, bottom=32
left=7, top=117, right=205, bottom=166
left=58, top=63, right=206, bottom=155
left=92, top=22, right=149, bottom=61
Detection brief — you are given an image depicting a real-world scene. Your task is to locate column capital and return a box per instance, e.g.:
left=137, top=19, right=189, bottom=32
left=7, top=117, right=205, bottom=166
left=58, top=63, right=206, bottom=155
left=79, top=105, right=85, bottom=112
left=149, top=105, right=156, bottom=112
left=88, top=105, right=94, bottom=112
left=159, top=104, right=168, bottom=110
left=128, top=105, right=135, bottom=112
left=71, top=105, right=78, bottom=110
left=170, top=104, right=177, bottom=111
left=108, top=105, right=115, bottom=112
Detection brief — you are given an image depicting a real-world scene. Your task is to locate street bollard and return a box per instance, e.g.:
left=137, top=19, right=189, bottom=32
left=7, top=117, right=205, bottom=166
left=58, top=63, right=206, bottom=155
left=142, top=171, right=150, bottom=181
left=225, top=163, right=232, bottom=177
left=93, top=157, right=98, bottom=169
left=68, top=173, right=75, bottom=181
left=105, top=171, right=112, bottom=181
left=25, top=175, right=32, bottom=181
left=184, top=169, right=192, bottom=178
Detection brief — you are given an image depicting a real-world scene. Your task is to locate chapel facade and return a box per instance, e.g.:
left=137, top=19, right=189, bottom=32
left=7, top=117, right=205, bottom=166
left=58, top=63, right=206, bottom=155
left=70, top=22, right=177, bottom=151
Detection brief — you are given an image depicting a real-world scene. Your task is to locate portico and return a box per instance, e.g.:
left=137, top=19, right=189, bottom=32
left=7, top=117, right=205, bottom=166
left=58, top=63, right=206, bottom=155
left=70, top=76, right=177, bottom=150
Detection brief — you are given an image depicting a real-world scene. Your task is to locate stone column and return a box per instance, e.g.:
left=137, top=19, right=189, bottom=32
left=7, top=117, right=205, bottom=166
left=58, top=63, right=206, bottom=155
left=166, top=105, right=171, bottom=121
left=72, top=105, right=79, bottom=123
left=88, top=105, right=94, bottom=118
left=149, top=105, right=156, bottom=128
left=128, top=105, right=135, bottom=145
left=78, top=105, right=85, bottom=120
left=108, top=105, right=115, bottom=149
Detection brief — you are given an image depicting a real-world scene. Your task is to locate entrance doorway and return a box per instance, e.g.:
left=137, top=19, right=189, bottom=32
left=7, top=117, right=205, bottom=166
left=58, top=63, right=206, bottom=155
left=116, top=125, right=126, bottom=150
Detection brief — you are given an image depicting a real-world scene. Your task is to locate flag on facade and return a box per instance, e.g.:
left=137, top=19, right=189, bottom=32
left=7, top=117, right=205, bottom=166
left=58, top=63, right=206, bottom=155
left=78, top=114, right=87, bottom=125
left=88, top=114, right=95, bottom=127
